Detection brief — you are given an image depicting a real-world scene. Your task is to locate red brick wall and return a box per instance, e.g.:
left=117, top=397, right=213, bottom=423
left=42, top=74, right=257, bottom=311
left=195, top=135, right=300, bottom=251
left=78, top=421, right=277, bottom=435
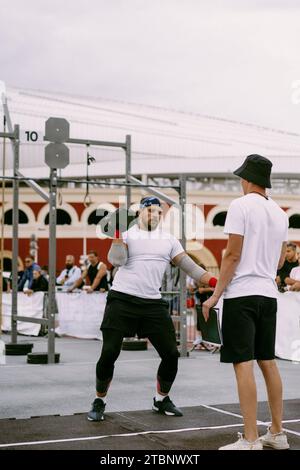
left=203, top=204, right=216, bottom=219
left=69, top=203, right=86, bottom=219
left=26, top=202, right=46, bottom=219
left=203, top=239, right=227, bottom=266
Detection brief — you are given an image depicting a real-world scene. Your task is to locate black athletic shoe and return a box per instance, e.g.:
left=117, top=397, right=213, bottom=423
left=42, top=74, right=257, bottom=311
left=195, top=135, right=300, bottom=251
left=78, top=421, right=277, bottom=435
left=152, top=396, right=183, bottom=416
left=87, top=398, right=106, bottom=421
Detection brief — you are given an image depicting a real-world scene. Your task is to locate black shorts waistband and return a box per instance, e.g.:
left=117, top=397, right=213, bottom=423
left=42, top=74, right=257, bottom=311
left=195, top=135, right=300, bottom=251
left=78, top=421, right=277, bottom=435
left=109, top=289, right=166, bottom=305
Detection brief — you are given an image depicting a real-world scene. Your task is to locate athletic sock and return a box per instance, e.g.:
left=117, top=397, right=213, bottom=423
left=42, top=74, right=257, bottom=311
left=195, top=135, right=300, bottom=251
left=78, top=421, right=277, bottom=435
left=155, top=392, right=168, bottom=402
left=96, top=395, right=106, bottom=403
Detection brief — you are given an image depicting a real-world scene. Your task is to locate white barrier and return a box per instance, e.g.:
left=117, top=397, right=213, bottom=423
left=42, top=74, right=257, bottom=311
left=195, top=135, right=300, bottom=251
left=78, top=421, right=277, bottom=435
left=2, top=291, right=300, bottom=360
left=55, top=291, right=107, bottom=340
left=1, top=292, right=44, bottom=336
left=276, top=292, right=300, bottom=362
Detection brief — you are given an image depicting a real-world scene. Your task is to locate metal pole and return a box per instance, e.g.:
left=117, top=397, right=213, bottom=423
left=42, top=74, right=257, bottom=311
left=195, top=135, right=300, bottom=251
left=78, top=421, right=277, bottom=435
left=179, top=175, right=188, bottom=357
left=47, top=168, right=57, bottom=364
left=128, top=175, right=178, bottom=206
left=0, top=116, right=6, bottom=333
left=125, top=135, right=131, bottom=209
left=11, top=125, right=20, bottom=343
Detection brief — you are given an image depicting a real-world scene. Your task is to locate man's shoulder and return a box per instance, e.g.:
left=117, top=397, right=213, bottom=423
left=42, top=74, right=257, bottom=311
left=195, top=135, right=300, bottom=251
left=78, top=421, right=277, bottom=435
left=124, top=223, right=138, bottom=236
left=227, top=196, right=245, bottom=211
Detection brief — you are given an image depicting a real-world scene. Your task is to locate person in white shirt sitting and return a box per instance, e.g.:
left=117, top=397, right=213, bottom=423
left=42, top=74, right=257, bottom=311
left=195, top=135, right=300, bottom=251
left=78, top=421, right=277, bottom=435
left=287, top=257, right=300, bottom=291
left=56, top=255, right=82, bottom=291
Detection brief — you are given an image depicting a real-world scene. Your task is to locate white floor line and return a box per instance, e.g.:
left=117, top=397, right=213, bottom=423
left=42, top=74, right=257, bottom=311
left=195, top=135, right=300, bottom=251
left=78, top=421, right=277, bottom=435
left=282, top=428, right=300, bottom=437
left=0, top=422, right=244, bottom=449
left=2, top=358, right=158, bottom=369
left=282, top=419, right=300, bottom=424
left=201, top=404, right=300, bottom=436
left=199, top=404, right=252, bottom=421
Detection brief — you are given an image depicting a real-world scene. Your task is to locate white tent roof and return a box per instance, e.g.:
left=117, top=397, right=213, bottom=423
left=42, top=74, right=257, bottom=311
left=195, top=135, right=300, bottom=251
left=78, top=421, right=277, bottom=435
left=2, top=86, right=300, bottom=178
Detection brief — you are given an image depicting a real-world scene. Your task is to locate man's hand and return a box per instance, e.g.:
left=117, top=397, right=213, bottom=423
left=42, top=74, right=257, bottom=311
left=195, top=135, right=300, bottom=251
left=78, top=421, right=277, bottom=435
left=290, top=282, right=300, bottom=291
left=202, top=295, right=219, bottom=322
left=86, top=287, right=94, bottom=294
left=24, top=289, right=33, bottom=296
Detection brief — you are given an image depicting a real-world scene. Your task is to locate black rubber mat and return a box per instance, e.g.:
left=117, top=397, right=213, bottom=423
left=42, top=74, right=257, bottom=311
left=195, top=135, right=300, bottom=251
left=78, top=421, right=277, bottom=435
left=0, top=400, right=299, bottom=450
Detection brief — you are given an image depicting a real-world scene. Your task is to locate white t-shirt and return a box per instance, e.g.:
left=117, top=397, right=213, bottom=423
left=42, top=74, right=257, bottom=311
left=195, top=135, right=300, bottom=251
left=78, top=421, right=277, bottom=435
left=111, top=224, right=184, bottom=299
left=223, top=193, right=288, bottom=299
left=289, top=266, right=300, bottom=281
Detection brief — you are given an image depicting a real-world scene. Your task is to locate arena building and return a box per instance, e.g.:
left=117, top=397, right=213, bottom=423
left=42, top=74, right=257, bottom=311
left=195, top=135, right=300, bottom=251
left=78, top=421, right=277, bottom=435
left=1, top=86, right=300, bottom=272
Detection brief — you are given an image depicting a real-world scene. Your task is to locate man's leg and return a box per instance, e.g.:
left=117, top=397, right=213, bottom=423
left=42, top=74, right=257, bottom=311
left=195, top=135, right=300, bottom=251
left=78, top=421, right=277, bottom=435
left=148, top=331, right=182, bottom=416
left=233, top=360, right=258, bottom=442
left=88, top=328, right=123, bottom=421
left=149, top=331, right=179, bottom=395
left=257, top=359, right=283, bottom=433
left=96, top=328, right=124, bottom=397
left=257, top=359, right=289, bottom=449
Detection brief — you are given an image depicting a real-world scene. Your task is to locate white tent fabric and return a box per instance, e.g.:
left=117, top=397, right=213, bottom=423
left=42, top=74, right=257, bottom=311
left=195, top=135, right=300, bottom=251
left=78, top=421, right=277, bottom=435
left=2, top=86, right=300, bottom=178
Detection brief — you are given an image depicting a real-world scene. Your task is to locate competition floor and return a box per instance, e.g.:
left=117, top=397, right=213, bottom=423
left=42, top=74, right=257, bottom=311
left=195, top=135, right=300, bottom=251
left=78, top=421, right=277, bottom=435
left=0, top=334, right=299, bottom=450
left=1, top=402, right=299, bottom=450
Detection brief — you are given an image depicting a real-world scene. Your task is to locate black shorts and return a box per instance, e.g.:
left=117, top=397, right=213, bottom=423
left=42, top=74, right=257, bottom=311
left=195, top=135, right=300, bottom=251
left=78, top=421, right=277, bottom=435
left=101, top=289, right=176, bottom=339
left=220, top=295, right=277, bottom=363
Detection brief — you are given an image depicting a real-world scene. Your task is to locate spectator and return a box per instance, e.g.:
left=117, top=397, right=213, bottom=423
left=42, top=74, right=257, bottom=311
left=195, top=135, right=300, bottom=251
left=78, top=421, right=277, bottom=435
left=68, top=250, right=108, bottom=293
left=161, top=262, right=180, bottom=315
left=107, top=266, right=118, bottom=289
left=23, top=268, right=48, bottom=296
left=41, top=265, right=49, bottom=281
left=1, top=273, right=10, bottom=292
left=287, top=258, right=300, bottom=291
left=18, top=255, right=40, bottom=291
left=56, top=255, right=81, bottom=291
left=193, top=263, right=216, bottom=350
left=276, top=242, right=299, bottom=291
left=283, top=253, right=300, bottom=289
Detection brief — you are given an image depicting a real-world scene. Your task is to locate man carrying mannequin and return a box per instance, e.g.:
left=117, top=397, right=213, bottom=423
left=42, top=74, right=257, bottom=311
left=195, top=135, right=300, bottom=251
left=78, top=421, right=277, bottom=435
left=87, top=196, right=217, bottom=421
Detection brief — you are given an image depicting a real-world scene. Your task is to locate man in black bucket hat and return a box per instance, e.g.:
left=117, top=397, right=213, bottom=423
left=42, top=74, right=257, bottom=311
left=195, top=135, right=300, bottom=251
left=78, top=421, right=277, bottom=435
left=203, top=154, right=290, bottom=450
left=233, top=154, right=272, bottom=188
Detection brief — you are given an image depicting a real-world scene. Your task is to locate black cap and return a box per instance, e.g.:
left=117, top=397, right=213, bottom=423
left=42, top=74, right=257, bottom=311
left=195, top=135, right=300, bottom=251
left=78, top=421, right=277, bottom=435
left=233, top=154, right=272, bottom=188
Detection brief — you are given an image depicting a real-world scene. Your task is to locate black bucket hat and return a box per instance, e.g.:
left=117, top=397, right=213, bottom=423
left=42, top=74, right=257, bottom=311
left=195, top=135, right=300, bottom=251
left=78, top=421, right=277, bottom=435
left=233, top=154, right=272, bottom=188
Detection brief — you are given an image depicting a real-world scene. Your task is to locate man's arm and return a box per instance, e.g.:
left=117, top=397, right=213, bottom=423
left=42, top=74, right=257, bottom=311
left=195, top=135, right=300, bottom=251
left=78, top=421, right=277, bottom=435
left=284, top=276, right=297, bottom=286
left=18, top=271, right=27, bottom=291
left=290, top=281, right=300, bottom=291
left=172, top=252, right=217, bottom=286
left=56, top=270, right=66, bottom=285
left=210, top=234, right=243, bottom=299
left=278, top=242, right=287, bottom=270
left=68, top=270, right=86, bottom=292
left=202, top=234, right=244, bottom=320
left=86, top=263, right=107, bottom=293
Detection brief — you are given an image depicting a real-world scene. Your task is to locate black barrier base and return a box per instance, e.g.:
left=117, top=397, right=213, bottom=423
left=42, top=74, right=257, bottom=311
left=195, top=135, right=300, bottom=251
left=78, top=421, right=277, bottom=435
left=5, top=342, right=34, bottom=356
left=27, top=352, right=60, bottom=364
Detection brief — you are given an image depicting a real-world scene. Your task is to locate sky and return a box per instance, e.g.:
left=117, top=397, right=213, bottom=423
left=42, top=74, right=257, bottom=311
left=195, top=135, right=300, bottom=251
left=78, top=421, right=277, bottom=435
left=1, top=0, right=300, bottom=132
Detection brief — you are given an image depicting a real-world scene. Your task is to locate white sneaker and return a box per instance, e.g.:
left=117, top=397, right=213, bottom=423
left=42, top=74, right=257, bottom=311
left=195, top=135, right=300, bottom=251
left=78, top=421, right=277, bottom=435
left=219, top=432, right=263, bottom=450
left=260, top=426, right=290, bottom=450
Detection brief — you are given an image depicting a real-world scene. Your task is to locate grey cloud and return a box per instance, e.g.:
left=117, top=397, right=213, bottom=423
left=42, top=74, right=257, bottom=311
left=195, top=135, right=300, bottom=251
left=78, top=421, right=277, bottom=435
left=0, top=0, right=299, bottom=132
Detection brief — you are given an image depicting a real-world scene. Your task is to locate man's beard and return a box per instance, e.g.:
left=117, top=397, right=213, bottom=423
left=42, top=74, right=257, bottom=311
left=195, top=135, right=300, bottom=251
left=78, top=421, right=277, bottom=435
left=65, top=264, right=73, bottom=269
left=147, top=221, right=159, bottom=231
